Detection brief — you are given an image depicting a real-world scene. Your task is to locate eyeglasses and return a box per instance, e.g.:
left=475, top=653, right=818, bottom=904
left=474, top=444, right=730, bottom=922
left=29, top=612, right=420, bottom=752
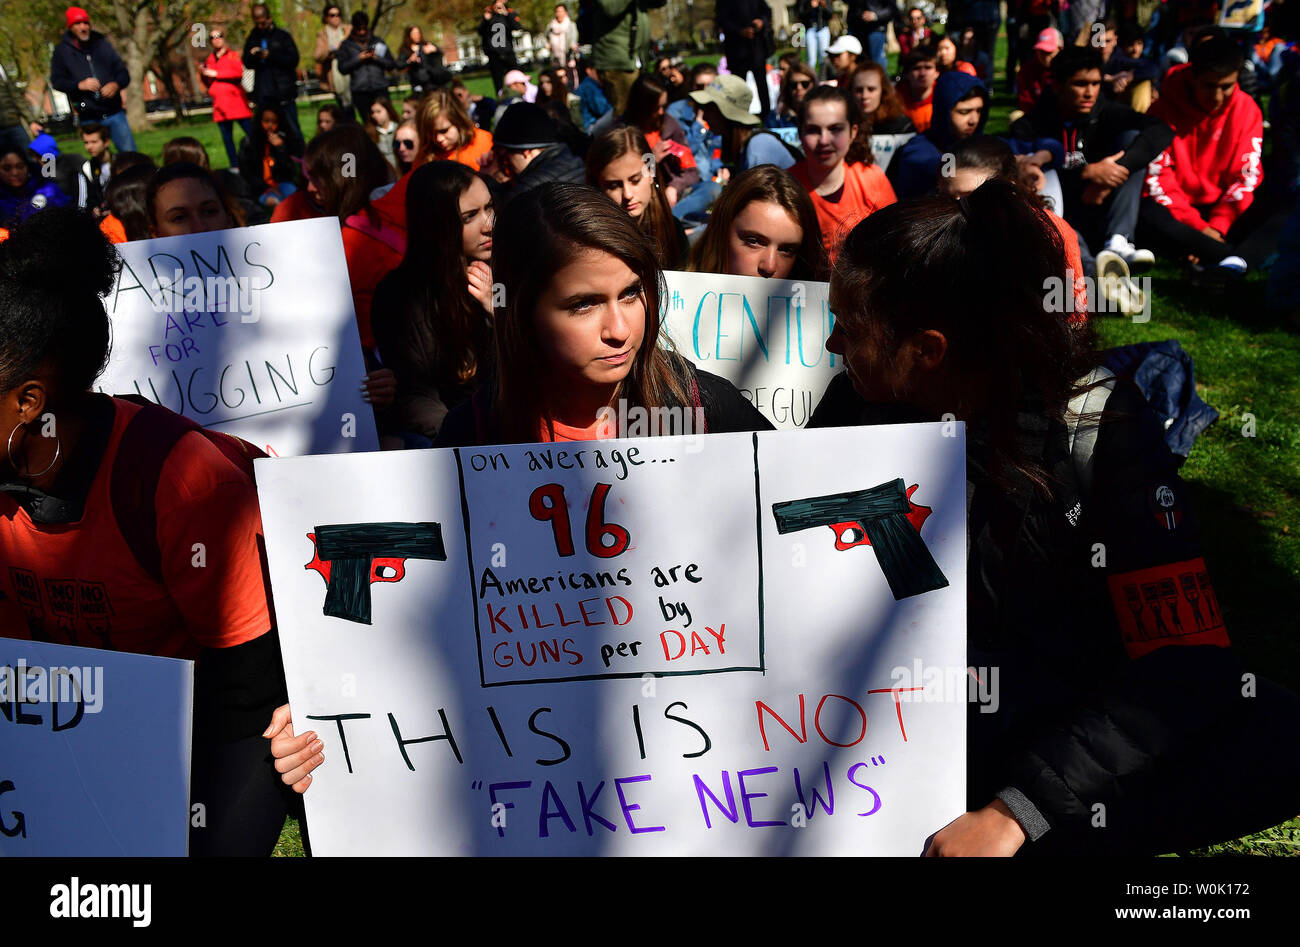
left=395, top=139, right=417, bottom=149
left=327, top=10, right=341, bottom=16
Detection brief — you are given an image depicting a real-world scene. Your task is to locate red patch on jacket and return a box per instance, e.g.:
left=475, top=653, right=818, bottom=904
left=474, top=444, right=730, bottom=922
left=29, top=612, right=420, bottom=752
left=1107, top=557, right=1230, bottom=659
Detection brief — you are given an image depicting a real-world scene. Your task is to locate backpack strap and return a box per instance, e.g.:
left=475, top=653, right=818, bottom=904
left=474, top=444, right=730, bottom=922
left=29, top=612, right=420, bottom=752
left=1066, top=365, right=1118, bottom=500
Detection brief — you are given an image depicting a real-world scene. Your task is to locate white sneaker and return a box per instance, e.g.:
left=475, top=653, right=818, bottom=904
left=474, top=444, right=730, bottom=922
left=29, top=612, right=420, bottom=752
left=1095, top=250, right=1144, bottom=315
left=1105, top=233, right=1155, bottom=268
left=1217, top=255, right=1247, bottom=273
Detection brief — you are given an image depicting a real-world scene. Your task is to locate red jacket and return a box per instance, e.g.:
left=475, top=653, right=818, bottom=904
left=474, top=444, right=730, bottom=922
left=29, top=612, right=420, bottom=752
left=1144, top=63, right=1263, bottom=235
left=203, top=49, right=253, bottom=123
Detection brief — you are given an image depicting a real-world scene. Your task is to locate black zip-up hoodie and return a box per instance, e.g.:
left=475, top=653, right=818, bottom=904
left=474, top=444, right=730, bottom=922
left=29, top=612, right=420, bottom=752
left=49, top=30, right=130, bottom=120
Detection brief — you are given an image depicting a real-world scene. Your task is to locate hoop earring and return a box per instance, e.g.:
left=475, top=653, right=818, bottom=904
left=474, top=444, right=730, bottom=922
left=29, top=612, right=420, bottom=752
left=7, top=419, right=62, bottom=480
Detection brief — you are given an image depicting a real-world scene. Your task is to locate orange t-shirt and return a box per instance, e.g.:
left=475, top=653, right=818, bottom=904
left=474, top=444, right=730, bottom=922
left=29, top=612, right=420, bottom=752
left=0, top=227, right=10, bottom=242
left=791, top=159, right=898, bottom=263
left=1048, top=209, right=1089, bottom=324
left=441, top=127, right=494, bottom=171
left=540, top=416, right=616, bottom=442
left=0, top=397, right=272, bottom=659
left=99, top=213, right=128, bottom=244
left=896, top=82, right=934, bottom=133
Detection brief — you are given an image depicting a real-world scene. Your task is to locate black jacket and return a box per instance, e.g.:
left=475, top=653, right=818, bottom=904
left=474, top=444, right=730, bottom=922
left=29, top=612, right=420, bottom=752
left=1009, top=95, right=1173, bottom=211
left=238, top=132, right=302, bottom=191
left=846, top=0, right=896, bottom=39
left=434, top=358, right=773, bottom=448
left=718, top=0, right=772, bottom=61
left=478, top=10, right=522, bottom=67
left=49, top=30, right=130, bottom=120
left=502, top=143, right=586, bottom=203
left=337, top=35, right=398, bottom=95
left=809, top=370, right=1241, bottom=848
left=403, top=45, right=452, bottom=92
left=243, top=25, right=300, bottom=104
left=796, top=0, right=833, bottom=30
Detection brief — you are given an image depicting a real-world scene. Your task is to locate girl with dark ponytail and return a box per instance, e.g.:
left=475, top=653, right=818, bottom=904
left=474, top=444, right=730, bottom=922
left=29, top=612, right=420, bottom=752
left=0, top=207, right=300, bottom=856
left=811, top=180, right=1300, bottom=856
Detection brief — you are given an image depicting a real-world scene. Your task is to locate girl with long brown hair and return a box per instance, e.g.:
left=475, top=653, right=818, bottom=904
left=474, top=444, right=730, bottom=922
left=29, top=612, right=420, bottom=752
left=586, top=126, right=690, bottom=270
left=371, top=160, right=495, bottom=444
left=688, top=165, right=827, bottom=281
left=433, top=183, right=769, bottom=447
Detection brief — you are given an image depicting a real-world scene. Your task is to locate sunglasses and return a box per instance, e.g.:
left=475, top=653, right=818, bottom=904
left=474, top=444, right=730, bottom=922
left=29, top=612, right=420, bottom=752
left=395, top=139, right=418, bottom=149
left=211, top=31, right=224, bottom=38
left=792, top=79, right=813, bottom=89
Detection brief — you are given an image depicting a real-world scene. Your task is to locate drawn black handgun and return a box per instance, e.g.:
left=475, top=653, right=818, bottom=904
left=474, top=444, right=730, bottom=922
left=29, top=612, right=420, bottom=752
left=771, top=478, right=949, bottom=600
left=310, top=522, right=447, bottom=624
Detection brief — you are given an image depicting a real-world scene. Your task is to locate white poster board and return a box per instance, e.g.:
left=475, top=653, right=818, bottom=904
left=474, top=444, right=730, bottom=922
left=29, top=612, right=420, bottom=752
left=0, top=639, right=192, bottom=856
left=97, top=218, right=379, bottom=457
left=662, top=271, right=840, bottom=430
left=257, top=426, right=967, bottom=855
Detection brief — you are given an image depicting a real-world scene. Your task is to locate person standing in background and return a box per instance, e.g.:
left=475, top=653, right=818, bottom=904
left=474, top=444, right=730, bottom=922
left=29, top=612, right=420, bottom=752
left=592, top=0, right=666, bottom=115
left=479, top=1, right=523, bottom=98
left=846, top=0, right=896, bottom=71
left=337, top=12, right=398, bottom=130
left=797, top=0, right=834, bottom=73
left=547, top=4, right=579, bottom=73
left=0, top=65, right=31, bottom=158
left=201, top=28, right=254, bottom=168
left=947, top=0, right=1003, bottom=67
left=718, top=0, right=774, bottom=119
left=401, top=25, right=451, bottom=95
left=49, top=7, right=136, bottom=153
left=244, top=4, right=304, bottom=144
left=314, top=5, right=353, bottom=119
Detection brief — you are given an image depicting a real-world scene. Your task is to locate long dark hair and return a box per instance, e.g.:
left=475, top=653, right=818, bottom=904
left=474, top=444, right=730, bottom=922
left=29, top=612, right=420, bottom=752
left=831, top=180, right=1097, bottom=496
left=490, top=183, right=691, bottom=444
left=586, top=125, right=679, bottom=268
left=103, top=163, right=155, bottom=240
left=389, top=161, right=490, bottom=387
left=622, top=74, right=668, bottom=133
left=688, top=164, right=827, bottom=281
left=304, top=125, right=392, bottom=220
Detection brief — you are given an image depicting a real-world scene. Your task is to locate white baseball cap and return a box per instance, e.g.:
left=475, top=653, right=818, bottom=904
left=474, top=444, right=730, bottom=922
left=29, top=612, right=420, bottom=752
left=826, top=35, right=864, bottom=57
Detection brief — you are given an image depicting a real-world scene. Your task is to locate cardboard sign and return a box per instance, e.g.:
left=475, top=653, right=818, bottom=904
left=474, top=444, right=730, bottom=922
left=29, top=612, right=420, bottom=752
left=257, top=425, right=967, bottom=855
left=662, top=271, right=840, bottom=429
left=0, top=639, right=192, bottom=856
left=97, top=218, right=379, bottom=456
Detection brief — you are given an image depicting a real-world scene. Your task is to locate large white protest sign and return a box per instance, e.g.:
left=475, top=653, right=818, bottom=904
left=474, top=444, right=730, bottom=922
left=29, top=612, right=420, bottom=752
left=662, top=271, right=840, bottom=430
left=257, top=425, right=967, bottom=855
left=0, top=639, right=192, bottom=855
left=97, top=218, right=379, bottom=456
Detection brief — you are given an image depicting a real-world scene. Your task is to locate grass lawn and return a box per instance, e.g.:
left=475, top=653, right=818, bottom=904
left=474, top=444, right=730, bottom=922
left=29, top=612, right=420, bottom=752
left=49, top=38, right=1295, bottom=859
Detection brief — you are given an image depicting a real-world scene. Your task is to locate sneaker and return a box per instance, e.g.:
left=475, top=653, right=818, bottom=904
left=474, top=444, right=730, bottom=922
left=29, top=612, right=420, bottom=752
left=1095, top=250, right=1145, bottom=315
left=1105, top=233, right=1155, bottom=268
left=1217, top=255, right=1248, bottom=273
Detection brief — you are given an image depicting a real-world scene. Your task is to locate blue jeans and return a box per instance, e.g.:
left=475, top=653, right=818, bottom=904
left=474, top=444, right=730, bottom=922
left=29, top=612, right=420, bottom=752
left=805, top=26, right=831, bottom=69
left=87, top=109, right=136, bottom=153
left=672, top=178, right=720, bottom=225
left=217, top=118, right=252, bottom=169
left=866, top=30, right=888, bottom=69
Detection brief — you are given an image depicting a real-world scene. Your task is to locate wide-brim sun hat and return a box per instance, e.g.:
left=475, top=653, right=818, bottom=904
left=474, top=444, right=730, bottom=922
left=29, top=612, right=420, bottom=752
left=689, top=75, right=760, bottom=127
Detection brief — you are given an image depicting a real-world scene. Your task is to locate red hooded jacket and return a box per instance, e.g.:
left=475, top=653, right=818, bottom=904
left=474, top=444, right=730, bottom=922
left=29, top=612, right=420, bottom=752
left=1144, top=63, right=1263, bottom=235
